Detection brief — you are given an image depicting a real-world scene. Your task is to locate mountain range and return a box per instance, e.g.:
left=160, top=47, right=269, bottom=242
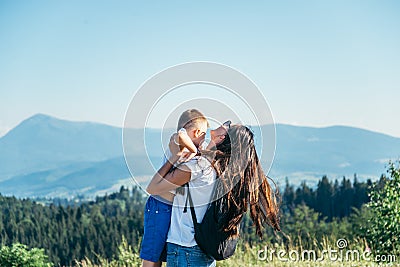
left=0, top=113, right=399, bottom=198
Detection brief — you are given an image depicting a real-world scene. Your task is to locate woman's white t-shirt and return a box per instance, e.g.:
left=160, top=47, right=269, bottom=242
left=166, top=156, right=216, bottom=247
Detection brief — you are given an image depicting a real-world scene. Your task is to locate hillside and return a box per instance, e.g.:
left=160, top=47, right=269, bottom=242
left=1, top=114, right=399, bottom=197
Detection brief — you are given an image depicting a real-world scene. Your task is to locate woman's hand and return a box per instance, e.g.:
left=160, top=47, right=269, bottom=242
left=179, top=151, right=197, bottom=163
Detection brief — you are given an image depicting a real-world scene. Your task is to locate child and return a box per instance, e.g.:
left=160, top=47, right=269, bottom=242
left=140, top=109, right=209, bottom=267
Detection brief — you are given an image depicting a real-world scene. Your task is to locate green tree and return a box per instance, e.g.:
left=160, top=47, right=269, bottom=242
left=367, top=161, right=400, bottom=256
left=0, top=243, right=51, bottom=267
left=284, top=204, right=328, bottom=248
left=315, top=176, right=333, bottom=220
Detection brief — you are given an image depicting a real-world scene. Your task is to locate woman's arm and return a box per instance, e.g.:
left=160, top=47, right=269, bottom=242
left=146, top=135, right=192, bottom=195
left=146, top=161, right=191, bottom=195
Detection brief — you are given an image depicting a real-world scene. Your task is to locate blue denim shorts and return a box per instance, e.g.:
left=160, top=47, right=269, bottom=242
left=166, top=242, right=216, bottom=267
left=140, top=196, right=172, bottom=262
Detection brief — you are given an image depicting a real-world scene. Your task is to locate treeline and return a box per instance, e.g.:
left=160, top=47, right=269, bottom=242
left=0, top=187, right=145, bottom=266
left=0, top=176, right=379, bottom=266
left=239, top=175, right=380, bottom=247
left=282, top=175, right=383, bottom=220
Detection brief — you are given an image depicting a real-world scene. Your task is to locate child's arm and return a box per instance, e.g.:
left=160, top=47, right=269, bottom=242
left=177, top=128, right=197, bottom=153
left=175, top=128, right=198, bottom=162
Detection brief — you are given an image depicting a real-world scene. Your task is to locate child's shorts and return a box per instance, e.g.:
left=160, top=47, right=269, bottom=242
left=140, top=195, right=172, bottom=262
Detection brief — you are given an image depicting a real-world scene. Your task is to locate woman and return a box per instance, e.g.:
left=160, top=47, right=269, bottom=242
left=147, top=124, right=280, bottom=267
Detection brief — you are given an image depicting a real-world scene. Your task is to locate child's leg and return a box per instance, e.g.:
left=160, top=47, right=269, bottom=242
left=140, top=196, right=172, bottom=266
left=142, top=259, right=162, bottom=267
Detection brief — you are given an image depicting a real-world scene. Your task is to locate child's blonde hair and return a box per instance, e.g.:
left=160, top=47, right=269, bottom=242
left=177, top=109, right=209, bottom=131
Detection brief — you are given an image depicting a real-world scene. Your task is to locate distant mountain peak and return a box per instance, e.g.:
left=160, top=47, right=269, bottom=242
left=15, top=113, right=64, bottom=128
left=0, top=114, right=56, bottom=140
left=22, top=114, right=118, bottom=128
left=27, top=113, right=55, bottom=122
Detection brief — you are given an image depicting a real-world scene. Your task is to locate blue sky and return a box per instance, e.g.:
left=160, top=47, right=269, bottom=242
left=1, top=1, right=399, bottom=137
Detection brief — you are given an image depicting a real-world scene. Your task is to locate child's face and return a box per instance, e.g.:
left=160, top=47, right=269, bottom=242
left=188, top=121, right=208, bottom=147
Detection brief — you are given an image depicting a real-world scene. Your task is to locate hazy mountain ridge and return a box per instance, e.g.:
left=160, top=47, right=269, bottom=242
left=272, top=124, right=400, bottom=174
left=0, top=113, right=123, bottom=180
left=1, top=114, right=399, bottom=197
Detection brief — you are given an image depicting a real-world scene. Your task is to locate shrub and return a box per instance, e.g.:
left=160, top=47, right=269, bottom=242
left=0, top=243, right=51, bottom=267
left=367, top=161, right=400, bottom=256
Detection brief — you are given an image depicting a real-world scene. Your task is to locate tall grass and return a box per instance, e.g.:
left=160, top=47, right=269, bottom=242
left=74, top=236, right=399, bottom=267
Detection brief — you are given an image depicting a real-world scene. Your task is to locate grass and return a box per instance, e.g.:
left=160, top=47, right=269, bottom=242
left=73, top=236, right=399, bottom=267
left=217, top=242, right=399, bottom=267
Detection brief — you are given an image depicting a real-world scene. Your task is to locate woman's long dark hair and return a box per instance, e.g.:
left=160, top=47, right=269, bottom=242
left=204, top=125, right=280, bottom=238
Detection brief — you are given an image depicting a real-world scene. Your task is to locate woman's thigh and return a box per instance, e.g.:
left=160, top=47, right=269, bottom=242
left=166, top=243, right=215, bottom=267
left=185, top=245, right=216, bottom=267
